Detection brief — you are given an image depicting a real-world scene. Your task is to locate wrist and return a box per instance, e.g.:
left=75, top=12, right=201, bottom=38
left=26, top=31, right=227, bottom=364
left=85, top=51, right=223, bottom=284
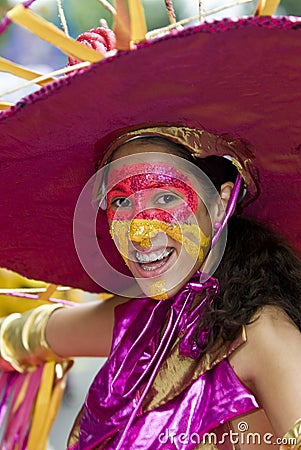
left=0, top=304, right=67, bottom=372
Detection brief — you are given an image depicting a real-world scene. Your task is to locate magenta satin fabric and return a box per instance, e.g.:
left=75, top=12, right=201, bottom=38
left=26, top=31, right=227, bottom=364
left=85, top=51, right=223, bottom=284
left=69, top=275, right=258, bottom=449
left=0, top=365, right=44, bottom=449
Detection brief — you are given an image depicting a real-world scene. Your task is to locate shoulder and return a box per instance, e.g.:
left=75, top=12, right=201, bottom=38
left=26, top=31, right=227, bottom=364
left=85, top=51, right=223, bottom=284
left=229, top=305, right=301, bottom=435
left=246, top=305, right=300, bottom=347
left=229, top=305, right=301, bottom=384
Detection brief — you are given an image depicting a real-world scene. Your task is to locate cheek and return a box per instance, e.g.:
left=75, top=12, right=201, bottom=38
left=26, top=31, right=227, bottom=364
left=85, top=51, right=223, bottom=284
left=108, top=220, right=131, bottom=266
left=106, top=208, right=115, bottom=222
left=176, top=223, right=211, bottom=263
left=168, top=202, right=212, bottom=262
left=195, top=204, right=212, bottom=237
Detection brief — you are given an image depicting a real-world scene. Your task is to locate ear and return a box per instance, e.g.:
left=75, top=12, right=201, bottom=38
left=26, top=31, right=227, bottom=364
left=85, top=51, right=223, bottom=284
left=215, top=181, right=234, bottom=220
left=220, top=181, right=234, bottom=208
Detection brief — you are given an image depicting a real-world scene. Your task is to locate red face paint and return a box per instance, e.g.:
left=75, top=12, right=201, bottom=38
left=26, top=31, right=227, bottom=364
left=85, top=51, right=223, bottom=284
left=106, top=162, right=198, bottom=222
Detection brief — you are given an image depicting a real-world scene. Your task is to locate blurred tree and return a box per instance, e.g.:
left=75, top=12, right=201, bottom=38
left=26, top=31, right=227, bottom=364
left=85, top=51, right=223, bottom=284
left=62, top=0, right=113, bottom=37
left=280, top=0, right=301, bottom=14
left=1, top=0, right=301, bottom=38
left=0, top=0, right=10, bottom=15
left=0, top=0, right=300, bottom=67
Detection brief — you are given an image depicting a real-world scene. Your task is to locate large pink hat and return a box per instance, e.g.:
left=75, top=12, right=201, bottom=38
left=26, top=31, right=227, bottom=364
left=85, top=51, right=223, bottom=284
left=0, top=1, right=301, bottom=292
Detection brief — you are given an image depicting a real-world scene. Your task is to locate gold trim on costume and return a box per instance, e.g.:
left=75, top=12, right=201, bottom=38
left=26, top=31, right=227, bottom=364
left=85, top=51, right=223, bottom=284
left=38, top=284, right=58, bottom=301
left=280, top=418, right=301, bottom=450
left=67, top=406, right=84, bottom=447
left=143, top=322, right=247, bottom=411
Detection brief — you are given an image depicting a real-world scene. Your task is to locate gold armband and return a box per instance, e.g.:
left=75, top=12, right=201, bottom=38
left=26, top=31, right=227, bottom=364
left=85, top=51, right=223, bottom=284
left=280, top=418, right=301, bottom=450
left=0, top=304, right=65, bottom=372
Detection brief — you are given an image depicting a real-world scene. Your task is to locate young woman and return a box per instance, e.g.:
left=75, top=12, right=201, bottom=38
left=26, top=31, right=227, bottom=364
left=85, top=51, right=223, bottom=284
left=48, top=130, right=301, bottom=449
left=2, top=127, right=301, bottom=449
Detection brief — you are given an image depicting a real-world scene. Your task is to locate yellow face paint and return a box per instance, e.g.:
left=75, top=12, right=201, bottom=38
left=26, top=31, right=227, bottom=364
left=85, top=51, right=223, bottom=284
left=107, top=162, right=211, bottom=300
left=149, top=280, right=168, bottom=301
left=110, top=218, right=210, bottom=267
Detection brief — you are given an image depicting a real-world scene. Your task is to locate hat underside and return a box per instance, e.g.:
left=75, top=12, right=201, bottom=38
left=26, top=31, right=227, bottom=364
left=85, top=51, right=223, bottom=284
left=0, top=16, right=301, bottom=292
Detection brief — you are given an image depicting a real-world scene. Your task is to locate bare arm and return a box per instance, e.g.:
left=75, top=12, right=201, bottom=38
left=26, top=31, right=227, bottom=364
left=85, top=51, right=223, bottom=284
left=45, top=295, right=130, bottom=358
left=229, top=306, right=301, bottom=437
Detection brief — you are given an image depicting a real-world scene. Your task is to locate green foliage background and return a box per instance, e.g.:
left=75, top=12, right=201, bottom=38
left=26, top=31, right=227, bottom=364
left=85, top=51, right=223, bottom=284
left=0, top=0, right=300, bottom=69
left=1, top=0, right=301, bottom=37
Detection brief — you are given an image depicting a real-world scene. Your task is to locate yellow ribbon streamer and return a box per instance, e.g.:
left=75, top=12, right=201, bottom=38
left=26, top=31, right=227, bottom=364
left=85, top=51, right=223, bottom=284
left=38, top=284, right=58, bottom=301
left=0, top=295, right=48, bottom=318
left=39, top=362, right=72, bottom=446
left=12, top=377, right=30, bottom=414
left=27, top=361, right=56, bottom=450
left=0, top=56, right=55, bottom=85
left=0, top=101, right=14, bottom=110
left=7, top=5, right=104, bottom=63
left=129, top=0, right=147, bottom=43
left=255, top=0, right=281, bottom=16
left=114, top=0, right=147, bottom=49
left=0, top=61, right=90, bottom=100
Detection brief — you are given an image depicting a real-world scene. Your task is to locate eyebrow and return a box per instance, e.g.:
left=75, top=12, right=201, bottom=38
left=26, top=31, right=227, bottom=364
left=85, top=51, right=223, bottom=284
left=108, top=185, right=129, bottom=195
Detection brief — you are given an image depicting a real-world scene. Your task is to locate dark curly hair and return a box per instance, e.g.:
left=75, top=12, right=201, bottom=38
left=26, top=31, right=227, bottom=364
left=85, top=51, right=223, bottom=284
left=169, top=140, right=301, bottom=352
left=200, top=215, right=301, bottom=353
left=111, top=136, right=301, bottom=353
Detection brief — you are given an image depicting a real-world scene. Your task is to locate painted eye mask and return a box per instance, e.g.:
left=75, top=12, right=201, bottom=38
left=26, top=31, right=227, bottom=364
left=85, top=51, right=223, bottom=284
left=106, top=163, right=198, bottom=221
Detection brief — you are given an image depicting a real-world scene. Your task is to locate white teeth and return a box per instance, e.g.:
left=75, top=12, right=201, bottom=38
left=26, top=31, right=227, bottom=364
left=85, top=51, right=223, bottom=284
left=140, top=260, right=166, bottom=271
left=135, top=248, right=173, bottom=264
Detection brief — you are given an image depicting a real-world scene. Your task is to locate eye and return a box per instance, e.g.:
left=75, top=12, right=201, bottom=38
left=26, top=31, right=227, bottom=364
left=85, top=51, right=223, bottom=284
left=156, top=193, right=180, bottom=205
left=111, top=197, right=133, bottom=208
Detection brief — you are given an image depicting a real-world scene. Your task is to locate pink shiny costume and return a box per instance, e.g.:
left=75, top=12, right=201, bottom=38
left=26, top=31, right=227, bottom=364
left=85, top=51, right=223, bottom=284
left=68, top=274, right=258, bottom=449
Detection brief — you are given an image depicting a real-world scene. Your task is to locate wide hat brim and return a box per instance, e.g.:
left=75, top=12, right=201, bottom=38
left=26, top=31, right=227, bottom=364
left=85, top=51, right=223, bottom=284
left=1, top=16, right=301, bottom=292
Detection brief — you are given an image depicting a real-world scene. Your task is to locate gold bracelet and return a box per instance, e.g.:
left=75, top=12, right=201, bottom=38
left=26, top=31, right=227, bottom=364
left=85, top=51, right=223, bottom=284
left=0, top=304, right=66, bottom=372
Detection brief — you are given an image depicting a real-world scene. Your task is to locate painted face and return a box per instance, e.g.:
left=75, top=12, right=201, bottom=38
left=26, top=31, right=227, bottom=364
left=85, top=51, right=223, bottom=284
left=105, top=142, right=212, bottom=300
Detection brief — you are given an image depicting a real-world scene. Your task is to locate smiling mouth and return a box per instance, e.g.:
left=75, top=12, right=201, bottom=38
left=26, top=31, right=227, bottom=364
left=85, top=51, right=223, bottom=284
left=135, top=247, right=174, bottom=271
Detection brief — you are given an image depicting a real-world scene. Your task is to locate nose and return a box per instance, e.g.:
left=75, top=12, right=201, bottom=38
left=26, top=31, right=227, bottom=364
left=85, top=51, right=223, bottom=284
left=129, top=218, right=160, bottom=247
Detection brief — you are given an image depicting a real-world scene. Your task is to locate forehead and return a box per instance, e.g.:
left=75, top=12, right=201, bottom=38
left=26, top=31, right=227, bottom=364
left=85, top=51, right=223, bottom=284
left=104, top=140, right=218, bottom=202
left=107, top=140, right=195, bottom=182
left=111, top=139, right=177, bottom=160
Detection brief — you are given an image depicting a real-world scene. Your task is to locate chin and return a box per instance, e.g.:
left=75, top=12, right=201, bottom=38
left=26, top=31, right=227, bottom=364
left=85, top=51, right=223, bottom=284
left=133, top=272, right=195, bottom=301
left=127, top=251, right=201, bottom=300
